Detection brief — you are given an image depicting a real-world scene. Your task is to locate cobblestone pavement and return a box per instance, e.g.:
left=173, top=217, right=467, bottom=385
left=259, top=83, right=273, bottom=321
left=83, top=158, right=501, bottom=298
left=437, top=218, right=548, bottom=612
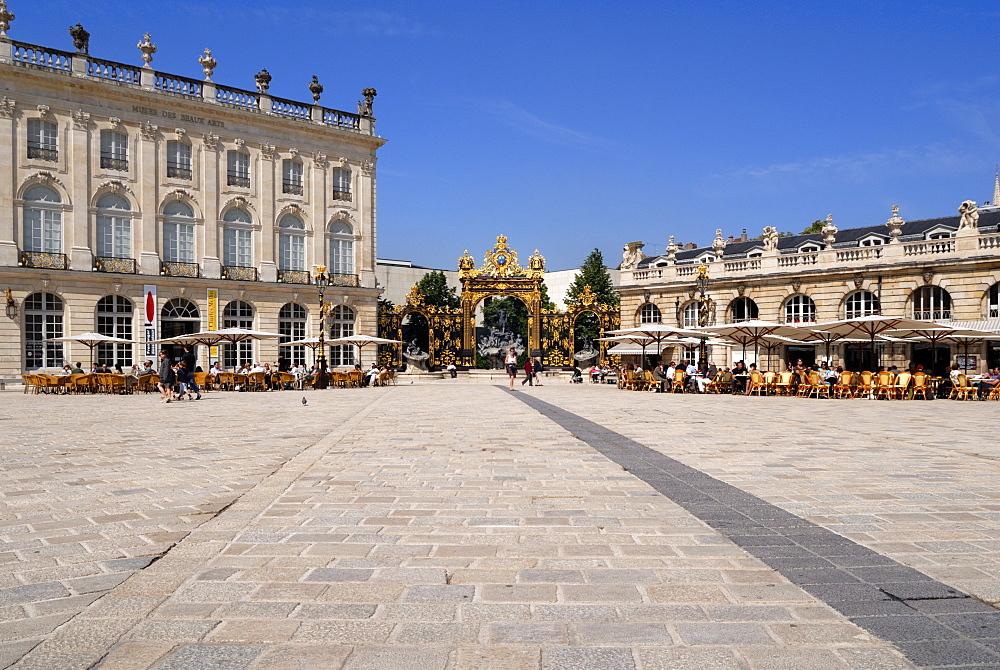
left=2, top=383, right=998, bottom=668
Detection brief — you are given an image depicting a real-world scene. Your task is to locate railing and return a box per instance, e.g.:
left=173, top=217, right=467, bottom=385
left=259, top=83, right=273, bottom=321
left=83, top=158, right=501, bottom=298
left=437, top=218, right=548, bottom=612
left=328, top=272, right=360, bottom=287
left=676, top=266, right=697, bottom=278
left=27, top=146, right=58, bottom=162
left=222, top=265, right=259, bottom=281
left=167, top=165, right=192, bottom=179
left=323, top=109, right=361, bottom=130
left=980, top=235, right=1000, bottom=250
left=10, top=41, right=73, bottom=72
left=100, top=156, right=128, bottom=171
left=87, top=57, right=140, bottom=84
left=914, top=309, right=951, bottom=320
left=271, top=97, right=310, bottom=120
left=777, top=253, right=818, bottom=268
left=19, top=250, right=68, bottom=269
left=333, top=190, right=352, bottom=202
left=632, top=268, right=663, bottom=281
left=902, top=239, right=955, bottom=256
left=160, top=261, right=199, bottom=278
left=282, top=182, right=303, bottom=195
left=227, top=174, right=250, bottom=188
left=723, top=259, right=761, bottom=273
left=93, top=256, right=137, bottom=273
left=154, top=74, right=202, bottom=98
left=836, top=247, right=882, bottom=262
left=277, top=269, right=311, bottom=284
left=215, top=85, right=259, bottom=109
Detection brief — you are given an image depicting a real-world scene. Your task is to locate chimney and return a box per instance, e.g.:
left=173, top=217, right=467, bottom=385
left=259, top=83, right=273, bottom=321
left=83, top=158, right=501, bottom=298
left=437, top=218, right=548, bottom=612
left=741, top=228, right=748, bottom=242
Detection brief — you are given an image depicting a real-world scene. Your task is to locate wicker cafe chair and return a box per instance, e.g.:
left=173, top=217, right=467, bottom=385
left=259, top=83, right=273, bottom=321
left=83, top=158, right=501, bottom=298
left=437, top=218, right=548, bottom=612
left=856, top=371, right=875, bottom=398
left=714, top=371, right=733, bottom=394
left=246, top=372, right=267, bottom=391
left=747, top=370, right=767, bottom=395
left=892, top=371, right=912, bottom=399
left=874, top=371, right=896, bottom=400
left=106, top=375, right=128, bottom=395
left=670, top=369, right=687, bottom=393
left=988, top=382, right=1000, bottom=400
left=193, top=372, right=213, bottom=392
left=136, top=374, right=159, bottom=393
left=910, top=372, right=931, bottom=400
left=348, top=370, right=364, bottom=388
left=774, top=371, right=795, bottom=396
left=833, top=371, right=854, bottom=398
left=762, top=370, right=778, bottom=395
left=20, top=374, right=39, bottom=394
left=802, top=370, right=830, bottom=399
left=949, top=374, right=975, bottom=400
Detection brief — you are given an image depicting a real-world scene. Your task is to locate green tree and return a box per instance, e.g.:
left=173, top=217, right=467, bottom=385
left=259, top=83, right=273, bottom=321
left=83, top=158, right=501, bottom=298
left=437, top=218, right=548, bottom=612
left=750, top=230, right=794, bottom=240
left=801, top=219, right=825, bottom=234
left=566, top=248, right=619, bottom=307
left=415, top=270, right=460, bottom=309
left=539, top=280, right=556, bottom=311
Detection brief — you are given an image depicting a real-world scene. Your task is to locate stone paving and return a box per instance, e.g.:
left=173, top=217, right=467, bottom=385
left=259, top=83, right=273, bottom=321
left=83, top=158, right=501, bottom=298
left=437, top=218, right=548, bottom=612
left=1, top=382, right=998, bottom=668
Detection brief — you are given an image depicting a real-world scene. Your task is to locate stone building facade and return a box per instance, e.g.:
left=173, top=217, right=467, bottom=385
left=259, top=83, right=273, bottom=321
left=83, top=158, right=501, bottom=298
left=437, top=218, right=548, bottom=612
left=618, top=193, right=1000, bottom=374
left=0, top=14, right=385, bottom=377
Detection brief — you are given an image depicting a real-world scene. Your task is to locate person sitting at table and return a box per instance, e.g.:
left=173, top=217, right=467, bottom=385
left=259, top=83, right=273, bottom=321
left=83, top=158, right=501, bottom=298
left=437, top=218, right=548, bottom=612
left=693, top=362, right=711, bottom=393
left=651, top=363, right=668, bottom=392
left=977, top=367, right=1000, bottom=399
left=819, top=362, right=837, bottom=390
left=138, top=360, right=156, bottom=377
left=69, top=362, right=85, bottom=375
left=363, top=362, right=379, bottom=387
left=731, top=361, right=747, bottom=393
left=589, top=366, right=600, bottom=383
left=210, top=361, right=223, bottom=376
left=59, top=364, right=73, bottom=376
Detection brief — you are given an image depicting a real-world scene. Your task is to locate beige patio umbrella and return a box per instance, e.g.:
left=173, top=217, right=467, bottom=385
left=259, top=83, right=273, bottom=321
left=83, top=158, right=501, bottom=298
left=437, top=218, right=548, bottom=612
left=46, top=332, right=136, bottom=367
left=701, top=320, right=811, bottom=366
left=810, top=316, right=939, bottom=369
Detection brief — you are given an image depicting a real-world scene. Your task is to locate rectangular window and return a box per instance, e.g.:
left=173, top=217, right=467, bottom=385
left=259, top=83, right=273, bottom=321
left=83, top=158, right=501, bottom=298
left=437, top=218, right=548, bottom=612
left=333, top=168, right=351, bottom=201
left=166, top=141, right=192, bottom=179
left=282, top=160, right=303, bottom=195
left=279, top=234, right=304, bottom=271
left=164, top=223, right=195, bottom=263
left=100, top=130, right=129, bottom=171
left=97, top=215, right=131, bottom=258
left=224, top=228, right=252, bottom=267
left=23, top=208, right=61, bottom=253
left=27, top=119, right=58, bottom=161
left=227, top=151, right=250, bottom=187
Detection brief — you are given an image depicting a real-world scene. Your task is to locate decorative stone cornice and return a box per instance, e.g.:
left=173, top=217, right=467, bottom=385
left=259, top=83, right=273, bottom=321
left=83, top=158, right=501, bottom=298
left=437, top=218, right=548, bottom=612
left=72, top=109, right=90, bottom=130
left=203, top=132, right=219, bottom=151
left=314, top=153, right=328, bottom=169
left=221, top=195, right=255, bottom=214
left=0, top=97, right=16, bottom=119
left=361, top=159, right=374, bottom=176
left=260, top=143, right=275, bottom=160
left=139, top=120, right=158, bottom=140
left=96, top=179, right=134, bottom=197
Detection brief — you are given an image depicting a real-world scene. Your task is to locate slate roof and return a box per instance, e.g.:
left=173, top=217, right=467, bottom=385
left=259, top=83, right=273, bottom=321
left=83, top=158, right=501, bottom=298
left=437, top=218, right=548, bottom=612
left=636, top=208, right=1000, bottom=268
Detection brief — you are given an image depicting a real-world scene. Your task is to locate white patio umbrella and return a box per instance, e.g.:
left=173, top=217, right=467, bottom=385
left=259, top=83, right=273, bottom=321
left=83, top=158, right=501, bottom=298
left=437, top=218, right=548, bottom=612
left=326, top=334, right=402, bottom=367
left=604, top=324, right=708, bottom=364
left=45, top=332, right=135, bottom=367
left=701, top=320, right=811, bottom=366
left=934, top=329, right=1000, bottom=374
left=880, top=326, right=991, bottom=374
left=281, top=337, right=324, bottom=366
left=810, top=316, right=938, bottom=369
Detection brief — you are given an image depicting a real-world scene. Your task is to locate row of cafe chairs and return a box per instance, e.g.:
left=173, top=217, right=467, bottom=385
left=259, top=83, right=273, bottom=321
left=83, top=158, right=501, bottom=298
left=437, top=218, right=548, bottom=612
left=22, top=373, right=138, bottom=395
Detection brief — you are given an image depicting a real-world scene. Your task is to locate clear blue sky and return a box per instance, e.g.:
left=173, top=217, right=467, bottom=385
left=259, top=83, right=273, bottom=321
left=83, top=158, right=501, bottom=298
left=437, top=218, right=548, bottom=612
left=11, top=1, right=1000, bottom=270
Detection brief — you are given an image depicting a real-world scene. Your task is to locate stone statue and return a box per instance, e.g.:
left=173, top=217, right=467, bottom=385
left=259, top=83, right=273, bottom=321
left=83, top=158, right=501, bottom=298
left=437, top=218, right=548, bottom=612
left=822, top=216, right=838, bottom=248
left=712, top=229, right=726, bottom=256
left=885, top=205, right=904, bottom=241
left=357, top=88, right=377, bottom=117
left=958, top=200, right=979, bottom=230
left=762, top=226, right=779, bottom=251
left=254, top=69, right=272, bottom=94
left=620, top=243, right=642, bottom=270
left=666, top=236, right=678, bottom=261
left=69, top=23, right=89, bottom=54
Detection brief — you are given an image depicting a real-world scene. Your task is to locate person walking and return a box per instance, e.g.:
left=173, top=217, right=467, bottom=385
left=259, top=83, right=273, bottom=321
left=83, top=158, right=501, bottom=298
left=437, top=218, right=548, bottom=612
left=532, top=357, right=544, bottom=386
left=521, top=358, right=533, bottom=386
left=157, top=350, right=175, bottom=403
left=505, top=347, right=518, bottom=390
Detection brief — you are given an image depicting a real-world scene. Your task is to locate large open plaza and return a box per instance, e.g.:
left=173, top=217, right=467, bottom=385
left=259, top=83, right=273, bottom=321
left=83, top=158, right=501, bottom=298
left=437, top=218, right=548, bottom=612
left=2, top=381, right=1000, bottom=668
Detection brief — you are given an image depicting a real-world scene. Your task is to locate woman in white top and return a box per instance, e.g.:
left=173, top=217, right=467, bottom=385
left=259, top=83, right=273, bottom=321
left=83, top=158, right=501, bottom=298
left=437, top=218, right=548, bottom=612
left=505, top=347, right=518, bottom=390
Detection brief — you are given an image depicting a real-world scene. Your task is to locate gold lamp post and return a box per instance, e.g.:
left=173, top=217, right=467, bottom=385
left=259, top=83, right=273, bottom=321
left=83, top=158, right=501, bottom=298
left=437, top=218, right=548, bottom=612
left=695, top=265, right=711, bottom=364
left=314, top=265, right=330, bottom=389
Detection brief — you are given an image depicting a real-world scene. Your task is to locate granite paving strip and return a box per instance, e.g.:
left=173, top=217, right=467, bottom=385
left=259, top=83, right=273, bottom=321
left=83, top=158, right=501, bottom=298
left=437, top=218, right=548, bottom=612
left=513, top=390, right=1000, bottom=669
left=10, top=384, right=915, bottom=669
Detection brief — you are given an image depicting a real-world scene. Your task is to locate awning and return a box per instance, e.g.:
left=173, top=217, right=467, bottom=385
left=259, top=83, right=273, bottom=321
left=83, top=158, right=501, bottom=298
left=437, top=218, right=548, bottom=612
left=938, top=320, right=1000, bottom=334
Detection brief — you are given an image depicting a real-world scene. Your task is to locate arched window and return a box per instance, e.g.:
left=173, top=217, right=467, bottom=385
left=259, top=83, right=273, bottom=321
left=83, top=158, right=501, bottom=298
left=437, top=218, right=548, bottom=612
left=278, top=214, right=305, bottom=271
left=27, top=119, right=58, bottom=161
left=784, top=295, right=817, bottom=324
left=682, top=302, right=701, bottom=328
left=161, top=298, right=199, bottom=320
left=22, top=185, right=62, bottom=254
left=226, top=150, right=250, bottom=187
left=729, top=297, right=758, bottom=323
left=639, top=303, right=661, bottom=324
left=845, top=291, right=880, bottom=319
left=96, top=295, right=133, bottom=367
left=24, top=292, right=64, bottom=369
left=279, top=303, right=308, bottom=366
left=163, top=201, right=195, bottom=263
left=160, top=298, right=200, bottom=342
left=223, top=208, right=253, bottom=268
left=333, top=168, right=351, bottom=201
left=912, top=286, right=951, bottom=320
left=282, top=159, right=303, bottom=195
left=329, top=305, right=355, bottom=366
left=166, top=140, right=192, bottom=180
left=988, top=283, right=1000, bottom=318
left=222, top=301, right=254, bottom=368
left=95, top=193, right=132, bottom=259
left=328, top=220, right=354, bottom=275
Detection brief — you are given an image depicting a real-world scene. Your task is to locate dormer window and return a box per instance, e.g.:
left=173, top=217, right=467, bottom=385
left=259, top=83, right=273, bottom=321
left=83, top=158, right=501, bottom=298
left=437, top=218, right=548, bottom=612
left=799, top=245, right=820, bottom=253
left=859, top=236, right=884, bottom=247
left=747, top=250, right=763, bottom=259
left=927, top=232, right=952, bottom=240
left=924, top=226, right=953, bottom=240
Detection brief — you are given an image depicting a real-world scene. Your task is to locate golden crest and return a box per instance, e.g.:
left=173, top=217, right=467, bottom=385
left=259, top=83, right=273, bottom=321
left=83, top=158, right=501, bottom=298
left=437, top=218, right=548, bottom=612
left=481, top=234, right=523, bottom=278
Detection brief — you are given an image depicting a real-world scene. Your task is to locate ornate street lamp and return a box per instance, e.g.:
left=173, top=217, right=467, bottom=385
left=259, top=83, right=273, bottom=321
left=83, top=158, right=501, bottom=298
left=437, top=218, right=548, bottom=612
left=5, top=288, right=17, bottom=321
left=313, top=265, right=330, bottom=389
left=695, top=265, right=711, bottom=364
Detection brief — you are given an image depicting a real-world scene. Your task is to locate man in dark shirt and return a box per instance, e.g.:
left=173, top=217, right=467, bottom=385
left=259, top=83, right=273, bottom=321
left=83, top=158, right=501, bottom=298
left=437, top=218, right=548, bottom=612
left=181, top=345, right=201, bottom=398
